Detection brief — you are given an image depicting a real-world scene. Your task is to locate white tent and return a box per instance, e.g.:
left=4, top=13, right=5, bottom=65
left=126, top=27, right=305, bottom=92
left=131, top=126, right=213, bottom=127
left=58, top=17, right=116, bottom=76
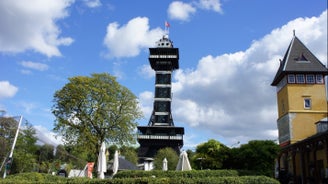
left=176, top=151, right=192, bottom=171
left=97, top=142, right=107, bottom=179
left=112, top=150, right=119, bottom=175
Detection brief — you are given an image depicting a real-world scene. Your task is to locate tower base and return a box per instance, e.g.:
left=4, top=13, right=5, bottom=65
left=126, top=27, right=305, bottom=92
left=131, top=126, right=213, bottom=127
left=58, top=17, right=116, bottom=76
left=137, top=126, right=184, bottom=159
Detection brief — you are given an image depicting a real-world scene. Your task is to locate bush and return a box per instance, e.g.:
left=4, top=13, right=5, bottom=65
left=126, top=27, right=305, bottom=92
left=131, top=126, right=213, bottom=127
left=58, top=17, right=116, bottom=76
left=1, top=172, right=67, bottom=184
left=0, top=171, right=279, bottom=184
left=113, top=170, right=239, bottom=179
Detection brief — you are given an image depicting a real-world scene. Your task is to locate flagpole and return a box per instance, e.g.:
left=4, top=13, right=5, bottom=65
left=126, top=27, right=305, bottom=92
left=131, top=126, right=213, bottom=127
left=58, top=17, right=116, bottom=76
left=165, top=21, right=170, bottom=37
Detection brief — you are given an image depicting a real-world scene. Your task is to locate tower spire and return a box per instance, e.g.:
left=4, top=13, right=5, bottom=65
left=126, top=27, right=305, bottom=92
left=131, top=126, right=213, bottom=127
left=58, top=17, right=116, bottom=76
left=165, top=21, right=170, bottom=38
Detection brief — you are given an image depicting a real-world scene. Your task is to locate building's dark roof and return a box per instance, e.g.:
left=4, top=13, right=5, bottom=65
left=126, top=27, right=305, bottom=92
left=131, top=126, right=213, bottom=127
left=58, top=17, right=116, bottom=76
left=108, top=156, right=139, bottom=171
left=271, top=35, right=327, bottom=86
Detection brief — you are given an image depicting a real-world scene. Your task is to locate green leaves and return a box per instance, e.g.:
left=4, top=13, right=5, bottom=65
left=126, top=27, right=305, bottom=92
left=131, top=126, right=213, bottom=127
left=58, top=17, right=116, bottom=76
left=193, top=139, right=225, bottom=170
left=52, top=73, right=143, bottom=162
left=153, top=147, right=179, bottom=170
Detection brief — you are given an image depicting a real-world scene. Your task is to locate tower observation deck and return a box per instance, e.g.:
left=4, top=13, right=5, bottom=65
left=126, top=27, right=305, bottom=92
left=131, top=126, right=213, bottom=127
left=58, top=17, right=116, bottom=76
left=137, top=35, right=184, bottom=159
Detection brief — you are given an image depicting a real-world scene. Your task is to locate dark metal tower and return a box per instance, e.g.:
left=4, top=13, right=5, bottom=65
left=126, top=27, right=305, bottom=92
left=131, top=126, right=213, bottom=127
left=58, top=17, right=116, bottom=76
left=137, top=35, right=184, bottom=159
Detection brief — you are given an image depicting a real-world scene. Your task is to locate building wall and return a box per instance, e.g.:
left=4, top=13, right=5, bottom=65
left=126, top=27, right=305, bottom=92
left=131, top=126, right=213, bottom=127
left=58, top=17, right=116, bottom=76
left=290, top=113, right=324, bottom=144
left=276, top=83, right=328, bottom=145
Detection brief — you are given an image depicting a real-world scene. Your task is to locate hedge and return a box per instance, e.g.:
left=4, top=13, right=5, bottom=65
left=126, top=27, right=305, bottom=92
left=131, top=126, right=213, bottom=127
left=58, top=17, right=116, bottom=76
left=0, top=171, right=279, bottom=184
left=113, top=170, right=239, bottom=179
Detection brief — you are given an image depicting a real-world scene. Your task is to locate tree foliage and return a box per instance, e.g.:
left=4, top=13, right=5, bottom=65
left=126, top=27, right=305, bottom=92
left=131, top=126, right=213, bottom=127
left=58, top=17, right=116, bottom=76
left=192, top=139, right=228, bottom=170
left=119, top=146, right=138, bottom=165
left=229, top=140, right=279, bottom=176
left=10, top=122, right=38, bottom=174
left=153, top=147, right=179, bottom=170
left=0, top=117, right=19, bottom=171
left=52, top=73, right=143, bottom=161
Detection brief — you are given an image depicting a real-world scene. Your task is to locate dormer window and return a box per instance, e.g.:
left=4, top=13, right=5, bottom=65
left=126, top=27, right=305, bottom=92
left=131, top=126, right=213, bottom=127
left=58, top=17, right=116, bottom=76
left=316, top=75, right=324, bottom=84
left=306, top=75, right=315, bottom=84
left=287, top=75, right=295, bottom=83
left=296, top=74, right=305, bottom=83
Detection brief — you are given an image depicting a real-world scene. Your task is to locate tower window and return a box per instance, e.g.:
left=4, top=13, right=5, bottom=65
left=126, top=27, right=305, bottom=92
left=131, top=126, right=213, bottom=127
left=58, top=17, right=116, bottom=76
left=306, top=75, right=315, bottom=84
left=316, top=75, right=324, bottom=84
left=296, top=74, right=305, bottom=83
left=304, top=98, right=311, bottom=109
left=155, top=87, right=171, bottom=98
left=156, top=74, right=171, bottom=84
left=287, top=75, right=295, bottom=83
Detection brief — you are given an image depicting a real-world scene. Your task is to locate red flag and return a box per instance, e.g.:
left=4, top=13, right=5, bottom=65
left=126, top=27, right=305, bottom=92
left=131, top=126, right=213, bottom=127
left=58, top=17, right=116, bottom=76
left=165, top=21, right=170, bottom=28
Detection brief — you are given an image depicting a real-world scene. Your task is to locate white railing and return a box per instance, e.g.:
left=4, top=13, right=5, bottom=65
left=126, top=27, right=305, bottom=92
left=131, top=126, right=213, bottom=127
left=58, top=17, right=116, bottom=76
left=137, top=135, right=183, bottom=140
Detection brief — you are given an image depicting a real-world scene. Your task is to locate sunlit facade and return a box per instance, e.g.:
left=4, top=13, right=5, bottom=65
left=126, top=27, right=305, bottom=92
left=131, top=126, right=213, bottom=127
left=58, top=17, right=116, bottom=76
left=272, top=35, right=328, bottom=183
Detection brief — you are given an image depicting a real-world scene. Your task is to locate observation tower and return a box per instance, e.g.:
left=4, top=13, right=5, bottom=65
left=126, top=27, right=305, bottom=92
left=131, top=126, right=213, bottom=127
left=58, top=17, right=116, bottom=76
left=137, top=34, right=184, bottom=159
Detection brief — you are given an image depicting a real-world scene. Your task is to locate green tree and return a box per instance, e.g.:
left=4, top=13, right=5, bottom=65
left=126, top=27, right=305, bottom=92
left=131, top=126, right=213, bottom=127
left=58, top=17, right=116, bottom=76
left=186, top=149, right=196, bottom=169
left=37, top=144, right=55, bottom=173
left=107, top=145, right=118, bottom=161
left=108, top=145, right=137, bottom=164
left=54, top=144, right=92, bottom=171
left=192, top=139, right=228, bottom=170
left=10, top=122, right=38, bottom=174
left=0, top=117, right=19, bottom=174
left=232, top=140, right=279, bottom=176
left=119, top=145, right=138, bottom=164
left=52, top=73, right=143, bottom=162
left=153, top=147, right=179, bottom=170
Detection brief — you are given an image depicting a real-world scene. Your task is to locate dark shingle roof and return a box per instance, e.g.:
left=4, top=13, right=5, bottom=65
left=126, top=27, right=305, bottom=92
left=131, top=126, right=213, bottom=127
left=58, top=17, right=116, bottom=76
left=271, top=36, right=327, bottom=86
left=108, top=156, right=139, bottom=171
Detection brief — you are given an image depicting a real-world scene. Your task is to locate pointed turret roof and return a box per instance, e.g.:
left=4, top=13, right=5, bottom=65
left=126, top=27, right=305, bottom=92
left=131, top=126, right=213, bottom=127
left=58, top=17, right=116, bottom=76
left=271, top=35, right=327, bottom=86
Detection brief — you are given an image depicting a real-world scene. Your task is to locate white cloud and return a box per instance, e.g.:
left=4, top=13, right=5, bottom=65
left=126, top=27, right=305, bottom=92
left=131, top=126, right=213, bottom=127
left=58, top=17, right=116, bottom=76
left=168, top=1, right=196, bottom=21
left=0, top=81, right=18, bottom=99
left=140, top=10, right=327, bottom=146
left=34, top=125, right=63, bottom=146
left=20, top=101, right=37, bottom=114
left=138, top=91, right=153, bottom=121
left=83, top=0, right=101, bottom=8
left=0, top=0, right=74, bottom=57
left=103, top=17, right=164, bottom=58
left=20, top=61, right=49, bottom=71
left=197, top=0, right=222, bottom=13
left=167, top=0, right=223, bottom=21
left=138, top=64, right=155, bottom=79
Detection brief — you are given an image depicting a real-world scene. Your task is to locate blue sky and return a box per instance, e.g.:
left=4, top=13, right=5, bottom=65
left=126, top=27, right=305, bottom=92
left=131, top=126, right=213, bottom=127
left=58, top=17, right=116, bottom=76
left=0, top=0, right=327, bottom=149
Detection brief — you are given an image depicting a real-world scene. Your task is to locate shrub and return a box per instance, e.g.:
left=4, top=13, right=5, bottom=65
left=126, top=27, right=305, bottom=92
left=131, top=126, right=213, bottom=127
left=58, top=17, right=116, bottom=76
left=1, top=172, right=66, bottom=184
left=114, top=170, right=239, bottom=179
left=0, top=171, right=279, bottom=184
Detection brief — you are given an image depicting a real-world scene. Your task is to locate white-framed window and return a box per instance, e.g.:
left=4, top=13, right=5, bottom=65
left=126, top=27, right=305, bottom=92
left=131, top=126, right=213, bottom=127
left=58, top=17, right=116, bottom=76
left=306, top=74, right=315, bottom=84
left=287, top=75, right=295, bottom=83
left=296, top=74, right=305, bottom=83
left=316, top=75, right=324, bottom=84
left=304, top=98, right=311, bottom=109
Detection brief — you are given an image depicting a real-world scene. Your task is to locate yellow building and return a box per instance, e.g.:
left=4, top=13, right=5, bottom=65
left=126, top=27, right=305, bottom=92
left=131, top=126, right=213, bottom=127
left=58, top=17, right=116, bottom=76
left=271, top=34, right=328, bottom=183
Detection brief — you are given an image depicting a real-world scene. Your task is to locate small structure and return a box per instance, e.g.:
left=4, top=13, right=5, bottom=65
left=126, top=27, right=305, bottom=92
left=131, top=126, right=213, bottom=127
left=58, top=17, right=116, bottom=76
left=68, top=169, right=85, bottom=178
left=162, top=158, right=168, bottom=171
left=138, top=157, right=154, bottom=171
